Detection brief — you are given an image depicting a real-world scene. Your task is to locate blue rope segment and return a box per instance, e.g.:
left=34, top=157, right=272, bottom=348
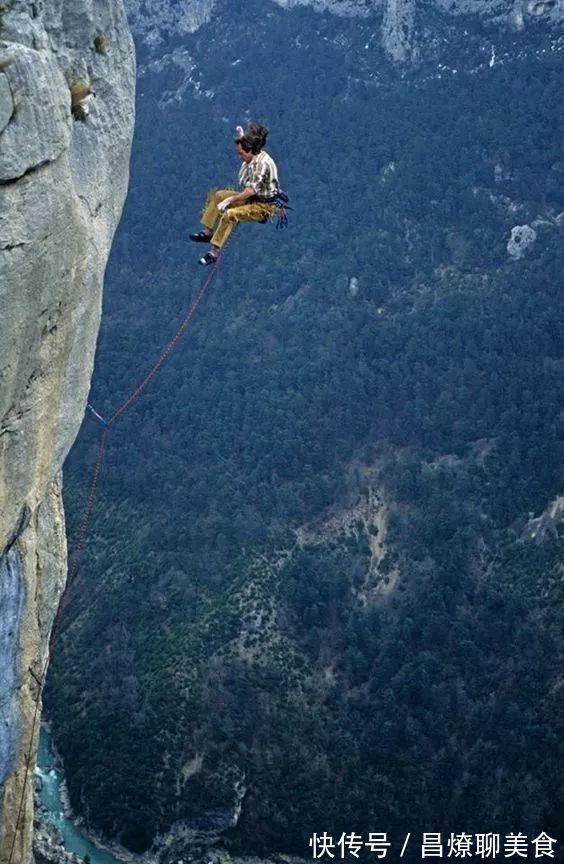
left=87, top=403, right=109, bottom=427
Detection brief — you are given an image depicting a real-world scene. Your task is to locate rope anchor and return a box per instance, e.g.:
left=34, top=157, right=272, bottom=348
left=87, top=402, right=109, bottom=427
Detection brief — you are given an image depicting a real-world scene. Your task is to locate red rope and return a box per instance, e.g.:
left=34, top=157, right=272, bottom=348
left=108, top=258, right=221, bottom=426
left=7, top=234, right=235, bottom=864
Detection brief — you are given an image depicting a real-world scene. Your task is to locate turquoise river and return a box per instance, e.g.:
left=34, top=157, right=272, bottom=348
left=36, top=727, right=128, bottom=864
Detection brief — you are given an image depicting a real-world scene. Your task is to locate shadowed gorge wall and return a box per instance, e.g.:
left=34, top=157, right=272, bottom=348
left=0, top=2, right=135, bottom=861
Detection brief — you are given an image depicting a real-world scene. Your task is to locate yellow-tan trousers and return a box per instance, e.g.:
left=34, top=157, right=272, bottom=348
left=201, top=188, right=277, bottom=248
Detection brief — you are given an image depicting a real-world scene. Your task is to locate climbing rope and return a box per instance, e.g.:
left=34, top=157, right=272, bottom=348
left=7, top=232, right=236, bottom=864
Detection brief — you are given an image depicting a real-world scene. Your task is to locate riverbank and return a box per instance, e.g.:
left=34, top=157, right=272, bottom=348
left=34, top=814, right=82, bottom=864
left=35, top=726, right=142, bottom=864
left=35, top=726, right=305, bottom=864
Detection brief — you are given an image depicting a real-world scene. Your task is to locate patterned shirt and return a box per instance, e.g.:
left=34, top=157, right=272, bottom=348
left=238, top=150, right=279, bottom=199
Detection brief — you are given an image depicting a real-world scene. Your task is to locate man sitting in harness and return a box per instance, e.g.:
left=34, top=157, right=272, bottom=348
left=190, top=122, right=282, bottom=266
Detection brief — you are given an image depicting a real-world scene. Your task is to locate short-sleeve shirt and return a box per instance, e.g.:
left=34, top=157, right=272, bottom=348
left=238, top=151, right=279, bottom=199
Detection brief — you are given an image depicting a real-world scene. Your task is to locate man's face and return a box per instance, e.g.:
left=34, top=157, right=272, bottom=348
left=236, top=142, right=253, bottom=163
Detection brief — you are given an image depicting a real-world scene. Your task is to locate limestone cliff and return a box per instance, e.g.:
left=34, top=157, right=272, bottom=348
left=125, top=0, right=564, bottom=60
left=0, top=2, right=135, bottom=862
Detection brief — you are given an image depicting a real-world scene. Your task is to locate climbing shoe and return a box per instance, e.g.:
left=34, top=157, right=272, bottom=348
left=190, top=231, right=212, bottom=243
left=199, top=251, right=218, bottom=266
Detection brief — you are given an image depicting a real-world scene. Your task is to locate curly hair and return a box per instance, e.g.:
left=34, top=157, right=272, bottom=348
left=235, top=122, right=269, bottom=155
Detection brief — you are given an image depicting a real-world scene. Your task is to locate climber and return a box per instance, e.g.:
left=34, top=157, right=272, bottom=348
left=189, top=122, right=286, bottom=266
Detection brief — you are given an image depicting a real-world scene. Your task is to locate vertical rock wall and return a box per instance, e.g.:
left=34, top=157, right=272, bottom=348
left=0, top=2, right=135, bottom=861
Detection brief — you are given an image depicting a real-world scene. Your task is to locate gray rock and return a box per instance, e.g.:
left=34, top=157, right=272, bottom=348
left=0, top=47, right=70, bottom=182
left=348, top=276, right=360, bottom=296
left=126, top=0, right=218, bottom=42
left=0, top=74, right=14, bottom=135
left=0, top=1, right=135, bottom=861
left=124, top=0, right=564, bottom=61
left=507, top=224, right=537, bottom=258
left=33, top=813, right=82, bottom=863
left=0, top=549, right=25, bottom=790
left=382, top=0, right=415, bottom=61
left=270, top=0, right=374, bottom=17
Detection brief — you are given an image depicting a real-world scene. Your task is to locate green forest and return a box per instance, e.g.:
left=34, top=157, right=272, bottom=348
left=46, top=2, right=564, bottom=860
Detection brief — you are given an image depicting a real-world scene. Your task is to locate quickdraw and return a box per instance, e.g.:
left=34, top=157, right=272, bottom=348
left=267, top=189, right=293, bottom=229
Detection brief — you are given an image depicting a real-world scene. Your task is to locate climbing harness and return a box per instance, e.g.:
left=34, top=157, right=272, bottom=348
left=266, top=189, right=292, bottom=229
left=250, top=189, right=292, bottom=229
left=7, top=230, right=237, bottom=864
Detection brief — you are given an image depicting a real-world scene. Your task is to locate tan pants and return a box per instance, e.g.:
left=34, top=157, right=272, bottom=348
left=201, top=188, right=277, bottom=248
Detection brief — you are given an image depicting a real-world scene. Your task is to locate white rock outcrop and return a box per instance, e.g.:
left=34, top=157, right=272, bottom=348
left=507, top=224, right=537, bottom=258
left=382, top=0, right=415, bottom=61
left=126, top=0, right=217, bottom=42
left=0, top=2, right=135, bottom=862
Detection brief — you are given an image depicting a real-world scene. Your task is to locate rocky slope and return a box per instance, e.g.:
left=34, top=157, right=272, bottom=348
left=125, top=0, right=564, bottom=61
left=0, top=1, right=135, bottom=862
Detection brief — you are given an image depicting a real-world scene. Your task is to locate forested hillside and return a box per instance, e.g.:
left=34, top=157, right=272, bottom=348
left=46, top=1, right=564, bottom=859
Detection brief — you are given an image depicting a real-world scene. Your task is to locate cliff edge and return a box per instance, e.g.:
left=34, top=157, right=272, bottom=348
left=0, top=2, right=135, bottom=861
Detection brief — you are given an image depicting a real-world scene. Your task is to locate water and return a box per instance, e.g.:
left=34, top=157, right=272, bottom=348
left=36, top=727, right=128, bottom=864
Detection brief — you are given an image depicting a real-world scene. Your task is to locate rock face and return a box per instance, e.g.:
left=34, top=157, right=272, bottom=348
left=33, top=808, right=82, bottom=864
left=381, top=0, right=415, bottom=62
left=126, top=0, right=217, bottom=43
left=507, top=223, right=537, bottom=258
left=0, top=2, right=135, bottom=862
left=125, top=0, right=564, bottom=59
